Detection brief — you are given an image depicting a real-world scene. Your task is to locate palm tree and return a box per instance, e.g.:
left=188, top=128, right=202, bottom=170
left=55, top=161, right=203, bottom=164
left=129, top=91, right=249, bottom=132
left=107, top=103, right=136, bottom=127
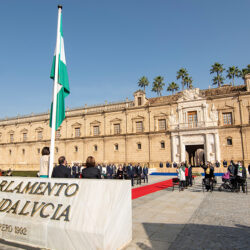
left=176, top=68, right=188, bottom=90
left=212, top=75, right=224, bottom=87
left=167, top=82, right=179, bottom=95
left=152, top=76, right=165, bottom=96
left=226, top=66, right=241, bottom=86
left=138, top=76, right=149, bottom=92
left=210, top=62, right=225, bottom=87
left=184, top=76, right=193, bottom=89
left=241, top=64, right=250, bottom=79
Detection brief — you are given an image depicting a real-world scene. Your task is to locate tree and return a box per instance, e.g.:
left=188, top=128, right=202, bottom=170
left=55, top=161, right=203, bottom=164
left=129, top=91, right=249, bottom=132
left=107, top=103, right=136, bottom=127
left=138, top=76, right=149, bottom=92
left=212, top=75, right=224, bottom=87
left=241, top=64, right=250, bottom=79
left=184, top=76, right=193, bottom=89
left=176, top=68, right=188, bottom=90
left=167, top=82, right=179, bottom=95
left=210, top=62, right=225, bottom=87
left=226, top=66, right=241, bottom=86
left=152, top=76, right=165, bottom=96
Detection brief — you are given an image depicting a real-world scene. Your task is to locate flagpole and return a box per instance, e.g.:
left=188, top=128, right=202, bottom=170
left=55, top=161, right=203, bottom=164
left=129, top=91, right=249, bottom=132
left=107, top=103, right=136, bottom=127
left=49, top=5, right=62, bottom=178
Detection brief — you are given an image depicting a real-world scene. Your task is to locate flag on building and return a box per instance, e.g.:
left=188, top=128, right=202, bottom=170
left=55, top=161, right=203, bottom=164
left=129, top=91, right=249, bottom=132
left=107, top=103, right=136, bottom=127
left=49, top=13, right=70, bottom=130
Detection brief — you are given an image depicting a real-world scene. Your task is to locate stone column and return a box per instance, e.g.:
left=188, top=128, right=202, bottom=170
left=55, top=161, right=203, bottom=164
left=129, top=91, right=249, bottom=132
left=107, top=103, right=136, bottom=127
left=179, top=135, right=185, bottom=163
left=214, top=133, right=221, bottom=163
left=171, top=135, right=176, bottom=163
left=205, top=133, right=210, bottom=163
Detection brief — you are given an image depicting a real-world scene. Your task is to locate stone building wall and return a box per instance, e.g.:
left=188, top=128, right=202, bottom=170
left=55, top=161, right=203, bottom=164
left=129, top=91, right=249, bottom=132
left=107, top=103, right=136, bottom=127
left=0, top=85, right=249, bottom=172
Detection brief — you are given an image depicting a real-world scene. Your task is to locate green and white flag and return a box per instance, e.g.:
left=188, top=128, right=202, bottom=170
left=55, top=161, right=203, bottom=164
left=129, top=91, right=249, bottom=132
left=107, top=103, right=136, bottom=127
left=49, top=14, right=70, bottom=130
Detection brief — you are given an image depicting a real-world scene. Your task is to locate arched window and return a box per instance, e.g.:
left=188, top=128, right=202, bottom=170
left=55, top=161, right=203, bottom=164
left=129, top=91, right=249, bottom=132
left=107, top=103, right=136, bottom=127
left=137, top=142, right=142, bottom=150
left=114, top=144, right=119, bottom=151
left=55, top=147, right=59, bottom=153
left=22, top=149, right=25, bottom=155
left=94, top=145, right=98, bottom=151
left=75, top=146, right=78, bottom=152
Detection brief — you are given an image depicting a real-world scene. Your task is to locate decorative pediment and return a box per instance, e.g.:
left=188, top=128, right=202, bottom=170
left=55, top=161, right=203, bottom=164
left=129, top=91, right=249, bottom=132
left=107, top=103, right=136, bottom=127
left=8, top=130, right=15, bottom=134
left=90, top=120, right=101, bottom=125
left=35, top=127, right=43, bottom=131
left=178, top=88, right=203, bottom=102
left=20, top=128, right=28, bottom=133
left=110, top=118, right=122, bottom=123
left=154, top=112, right=168, bottom=119
left=71, top=122, right=82, bottom=128
left=132, top=115, right=145, bottom=121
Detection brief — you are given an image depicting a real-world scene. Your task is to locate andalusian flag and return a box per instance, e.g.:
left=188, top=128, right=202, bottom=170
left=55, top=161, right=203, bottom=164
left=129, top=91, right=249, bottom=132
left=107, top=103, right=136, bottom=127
left=49, top=13, right=70, bottom=130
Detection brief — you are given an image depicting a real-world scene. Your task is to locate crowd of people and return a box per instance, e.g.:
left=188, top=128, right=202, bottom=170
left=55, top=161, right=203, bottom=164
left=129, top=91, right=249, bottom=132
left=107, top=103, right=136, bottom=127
left=176, top=163, right=193, bottom=191
left=40, top=147, right=149, bottom=186
left=38, top=147, right=250, bottom=192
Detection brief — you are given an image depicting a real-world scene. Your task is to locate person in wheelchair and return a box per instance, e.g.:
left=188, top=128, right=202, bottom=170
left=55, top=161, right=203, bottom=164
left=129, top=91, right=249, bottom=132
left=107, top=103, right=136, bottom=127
left=235, top=161, right=247, bottom=193
left=202, top=162, right=214, bottom=191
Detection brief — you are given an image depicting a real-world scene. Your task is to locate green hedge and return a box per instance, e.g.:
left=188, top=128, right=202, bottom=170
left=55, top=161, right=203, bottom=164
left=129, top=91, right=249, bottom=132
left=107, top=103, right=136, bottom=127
left=12, top=171, right=38, bottom=177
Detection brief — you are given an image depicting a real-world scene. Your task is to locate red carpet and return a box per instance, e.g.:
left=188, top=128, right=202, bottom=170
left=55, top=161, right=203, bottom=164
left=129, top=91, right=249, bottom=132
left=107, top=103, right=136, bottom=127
left=132, top=179, right=173, bottom=200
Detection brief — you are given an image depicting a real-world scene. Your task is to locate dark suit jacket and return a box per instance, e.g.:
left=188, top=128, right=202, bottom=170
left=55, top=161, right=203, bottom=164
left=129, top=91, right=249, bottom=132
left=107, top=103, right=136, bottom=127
left=52, top=165, right=71, bottom=178
left=127, top=166, right=134, bottom=177
left=82, top=167, right=101, bottom=179
left=143, top=167, right=148, bottom=175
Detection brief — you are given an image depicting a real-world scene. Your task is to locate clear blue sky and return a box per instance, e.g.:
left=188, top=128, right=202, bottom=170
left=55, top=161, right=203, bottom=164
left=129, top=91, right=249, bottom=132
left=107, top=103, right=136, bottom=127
left=1, top=0, right=250, bottom=118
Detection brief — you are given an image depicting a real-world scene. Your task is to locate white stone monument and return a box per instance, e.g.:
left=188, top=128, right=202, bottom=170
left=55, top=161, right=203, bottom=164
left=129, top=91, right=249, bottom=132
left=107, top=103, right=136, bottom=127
left=0, top=177, right=132, bottom=250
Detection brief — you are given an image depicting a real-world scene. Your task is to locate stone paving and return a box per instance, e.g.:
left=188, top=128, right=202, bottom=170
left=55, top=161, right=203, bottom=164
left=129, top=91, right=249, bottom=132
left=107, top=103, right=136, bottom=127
left=125, top=176, right=250, bottom=250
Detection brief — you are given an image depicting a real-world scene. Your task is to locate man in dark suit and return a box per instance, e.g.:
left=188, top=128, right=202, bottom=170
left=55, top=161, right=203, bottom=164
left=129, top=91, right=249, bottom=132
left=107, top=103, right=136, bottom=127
left=52, top=156, right=71, bottom=178
left=106, top=164, right=113, bottom=179
left=112, top=164, right=117, bottom=178
left=143, top=165, right=149, bottom=183
left=72, top=163, right=80, bottom=178
left=166, top=162, right=170, bottom=168
left=127, top=163, right=135, bottom=186
left=136, top=163, right=142, bottom=185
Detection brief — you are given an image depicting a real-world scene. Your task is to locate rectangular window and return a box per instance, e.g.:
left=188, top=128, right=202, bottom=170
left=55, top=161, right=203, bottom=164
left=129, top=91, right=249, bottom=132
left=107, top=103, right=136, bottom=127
left=158, top=119, right=166, bottom=131
left=56, top=130, right=61, bottom=139
left=37, top=131, right=43, bottom=140
left=161, top=141, right=165, bottom=149
left=10, top=134, right=14, bottom=143
left=75, top=127, right=80, bottom=137
left=223, top=112, right=232, bottom=125
left=137, top=143, right=142, bottom=150
left=188, top=111, right=198, bottom=128
left=138, top=97, right=142, bottom=106
left=93, top=126, right=100, bottom=136
left=114, top=124, right=120, bottom=134
left=23, top=133, right=27, bottom=141
left=136, top=121, right=143, bottom=133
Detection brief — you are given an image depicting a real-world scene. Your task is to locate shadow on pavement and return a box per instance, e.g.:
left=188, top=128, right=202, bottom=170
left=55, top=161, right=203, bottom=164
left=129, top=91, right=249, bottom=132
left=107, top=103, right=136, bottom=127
left=134, top=223, right=250, bottom=250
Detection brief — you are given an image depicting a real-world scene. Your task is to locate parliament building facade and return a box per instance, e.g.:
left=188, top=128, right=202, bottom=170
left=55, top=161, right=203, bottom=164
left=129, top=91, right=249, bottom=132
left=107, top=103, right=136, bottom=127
left=1, top=77, right=250, bottom=172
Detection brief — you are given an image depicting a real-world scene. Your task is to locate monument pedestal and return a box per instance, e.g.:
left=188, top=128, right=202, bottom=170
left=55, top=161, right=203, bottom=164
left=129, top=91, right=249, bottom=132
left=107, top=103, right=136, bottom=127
left=0, top=177, right=132, bottom=250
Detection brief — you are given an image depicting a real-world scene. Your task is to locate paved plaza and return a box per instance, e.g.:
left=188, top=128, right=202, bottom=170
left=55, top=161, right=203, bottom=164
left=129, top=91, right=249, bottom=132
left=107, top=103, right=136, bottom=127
left=0, top=176, right=249, bottom=250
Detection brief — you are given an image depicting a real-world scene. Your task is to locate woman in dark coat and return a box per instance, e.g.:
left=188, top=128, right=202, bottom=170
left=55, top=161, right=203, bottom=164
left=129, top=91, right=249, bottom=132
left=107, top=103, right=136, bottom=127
left=82, top=156, right=101, bottom=179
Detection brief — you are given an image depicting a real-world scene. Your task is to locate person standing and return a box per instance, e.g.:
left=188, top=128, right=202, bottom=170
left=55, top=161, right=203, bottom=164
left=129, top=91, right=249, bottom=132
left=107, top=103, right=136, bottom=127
left=52, top=156, right=71, bottom=178
left=107, top=164, right=113, bottom=179
left=116, top=165, right=124, bottom=179
left=185, top=164, right=189, bottom=188
left=127, top=163, right=135, bottom=186
left=143, top=165, right=149, bottom=183
left=40, top=147, right=50, bottom=178
left=177, top=163, right=186, bottom=191
left=82, top=156, right=101, bottom=179
left=235, top=161, right=247, bottom=193
left=72, top=163, right=80, bottom=178
left=188, top=164, right=193, bottom=186
left=137, top=163, right=142, bottom=185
